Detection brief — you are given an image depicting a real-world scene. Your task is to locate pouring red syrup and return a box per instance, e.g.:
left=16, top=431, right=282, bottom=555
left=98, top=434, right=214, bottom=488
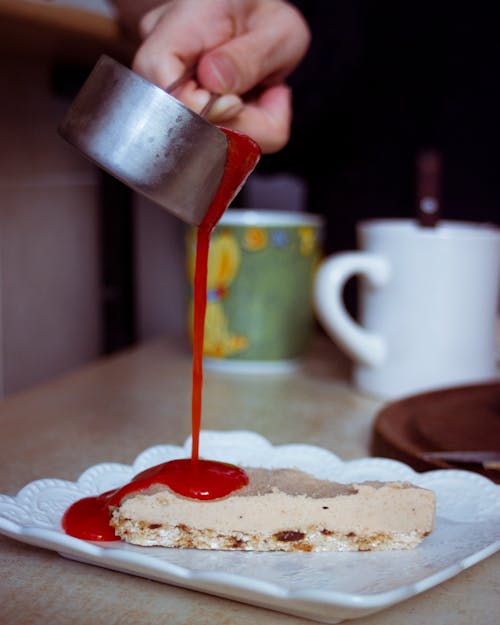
left=62, top=128, right=261, bottom=541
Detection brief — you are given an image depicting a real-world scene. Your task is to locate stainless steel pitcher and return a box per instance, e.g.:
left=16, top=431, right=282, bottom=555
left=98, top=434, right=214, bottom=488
left=58, top=55, right=228, bottom=226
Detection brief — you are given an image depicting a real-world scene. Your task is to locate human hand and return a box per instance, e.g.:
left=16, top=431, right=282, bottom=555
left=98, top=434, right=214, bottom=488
left=120, top=0, right=310, bottom=153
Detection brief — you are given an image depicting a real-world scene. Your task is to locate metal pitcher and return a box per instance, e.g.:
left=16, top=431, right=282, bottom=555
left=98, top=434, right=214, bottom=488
left=58, top=55, right=228, bottom=225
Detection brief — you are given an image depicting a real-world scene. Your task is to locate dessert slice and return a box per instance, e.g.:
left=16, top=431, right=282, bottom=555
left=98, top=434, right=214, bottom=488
left=110, top=467, right=435, bottom=552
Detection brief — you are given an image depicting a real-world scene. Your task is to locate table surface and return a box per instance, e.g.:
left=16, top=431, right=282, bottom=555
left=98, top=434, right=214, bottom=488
left=0, top=334, right=498, bottom=625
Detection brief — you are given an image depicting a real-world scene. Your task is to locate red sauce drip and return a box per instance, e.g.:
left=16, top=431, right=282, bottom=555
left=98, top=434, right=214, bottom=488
left=191, top=128, right=261, bottom=460
left=62, top=127, right=260, bottom=541
left=62, top=458, right=249, bottom=541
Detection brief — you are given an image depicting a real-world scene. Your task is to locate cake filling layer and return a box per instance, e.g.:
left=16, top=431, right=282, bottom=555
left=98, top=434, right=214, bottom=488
left=110, top=467, right=435, bottom=551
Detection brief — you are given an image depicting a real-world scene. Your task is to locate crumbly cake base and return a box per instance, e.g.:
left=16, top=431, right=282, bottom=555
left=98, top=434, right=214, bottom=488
left=112, top=520, right=429, bottom=552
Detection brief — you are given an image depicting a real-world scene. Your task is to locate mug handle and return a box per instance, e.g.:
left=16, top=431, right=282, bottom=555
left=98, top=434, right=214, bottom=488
left=314, top=252, right=391, bottom=367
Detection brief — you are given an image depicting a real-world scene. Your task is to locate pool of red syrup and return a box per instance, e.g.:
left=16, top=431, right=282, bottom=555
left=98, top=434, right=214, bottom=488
left=62, top=459, right=249, bottom=541
left=62, top=127, right=261, bottom=541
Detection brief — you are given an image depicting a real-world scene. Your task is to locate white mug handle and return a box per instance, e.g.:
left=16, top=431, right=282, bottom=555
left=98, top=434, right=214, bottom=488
left=314, top=252, right=392, bottom=367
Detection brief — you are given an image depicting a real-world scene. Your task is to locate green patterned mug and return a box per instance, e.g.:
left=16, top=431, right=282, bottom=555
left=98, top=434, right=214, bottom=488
left=186, top=210, right=324, bottom=372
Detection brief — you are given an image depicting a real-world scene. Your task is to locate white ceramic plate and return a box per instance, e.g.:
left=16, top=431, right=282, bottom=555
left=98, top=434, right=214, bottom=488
left=1, top=430, right=499, bottom=624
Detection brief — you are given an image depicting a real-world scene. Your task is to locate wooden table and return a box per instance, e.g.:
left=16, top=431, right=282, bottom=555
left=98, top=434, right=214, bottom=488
left=0, top=335, right=498, bottom=624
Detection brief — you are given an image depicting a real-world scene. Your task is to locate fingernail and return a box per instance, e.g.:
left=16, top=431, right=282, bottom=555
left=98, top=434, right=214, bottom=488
left=208, top=94, right=244, bottom=120
left=206, top=55, right=237, bottom=92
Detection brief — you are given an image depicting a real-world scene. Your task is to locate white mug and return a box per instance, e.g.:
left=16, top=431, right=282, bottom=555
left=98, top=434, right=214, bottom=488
left=314, top=219, right=500, bottom=398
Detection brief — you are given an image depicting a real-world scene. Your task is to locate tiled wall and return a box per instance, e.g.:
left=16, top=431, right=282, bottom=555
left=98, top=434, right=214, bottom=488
left=0, top=56, right=102, bottom=396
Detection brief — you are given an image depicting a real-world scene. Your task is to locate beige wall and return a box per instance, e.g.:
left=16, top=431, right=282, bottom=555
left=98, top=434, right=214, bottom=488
left=134, top=196, right=188, bottom=344
left=0, top=57, right=102, bottom=396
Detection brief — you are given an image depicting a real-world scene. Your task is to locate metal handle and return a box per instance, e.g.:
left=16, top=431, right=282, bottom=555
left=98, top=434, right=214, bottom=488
left=165, top=68, right=218, bottom=118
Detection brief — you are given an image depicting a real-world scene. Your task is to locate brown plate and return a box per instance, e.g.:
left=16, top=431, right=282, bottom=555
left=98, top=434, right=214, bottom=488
left=371, top=381, right=500, bottom=483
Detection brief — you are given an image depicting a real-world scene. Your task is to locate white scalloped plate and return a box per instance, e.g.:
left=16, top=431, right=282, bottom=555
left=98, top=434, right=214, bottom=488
left=1, top=431, right=499, bottom=624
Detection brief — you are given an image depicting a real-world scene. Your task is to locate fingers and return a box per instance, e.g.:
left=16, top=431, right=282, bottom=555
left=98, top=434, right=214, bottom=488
left=132, top=0, right=236, bottom=91
left=214, top=84, right=292, bottom=154
left=206, top=94, right=245, bottom=121
left=172, top=81, right=245, bottom=121
left=133, top=0, right=310, bottom=96
left=128, top=0, right=306, bottom=153
left=169, top=82, right=290, bottom=153
left=197, top=2, right=311, bottom=94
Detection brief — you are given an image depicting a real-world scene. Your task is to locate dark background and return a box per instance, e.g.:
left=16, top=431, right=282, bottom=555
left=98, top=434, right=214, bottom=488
left=53, top=0, right=499, bottom=353
left=247, top=0, right=500, bottom=254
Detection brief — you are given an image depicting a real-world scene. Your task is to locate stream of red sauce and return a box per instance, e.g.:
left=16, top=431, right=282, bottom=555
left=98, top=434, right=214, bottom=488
left=62, top=128, right=260, bottom=541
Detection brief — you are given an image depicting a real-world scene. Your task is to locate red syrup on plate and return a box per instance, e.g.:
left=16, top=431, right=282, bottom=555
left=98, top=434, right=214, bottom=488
left=62, top=128, right=260, bottom=541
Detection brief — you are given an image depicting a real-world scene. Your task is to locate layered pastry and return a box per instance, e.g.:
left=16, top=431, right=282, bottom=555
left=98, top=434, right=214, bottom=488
left=110, top=467, right=435, bottom=551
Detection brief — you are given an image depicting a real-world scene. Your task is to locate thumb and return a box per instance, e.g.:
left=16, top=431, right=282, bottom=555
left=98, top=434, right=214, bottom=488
left=197, top=10, right=310, bottom=94
left=197, top=50, right=242, bottom=94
